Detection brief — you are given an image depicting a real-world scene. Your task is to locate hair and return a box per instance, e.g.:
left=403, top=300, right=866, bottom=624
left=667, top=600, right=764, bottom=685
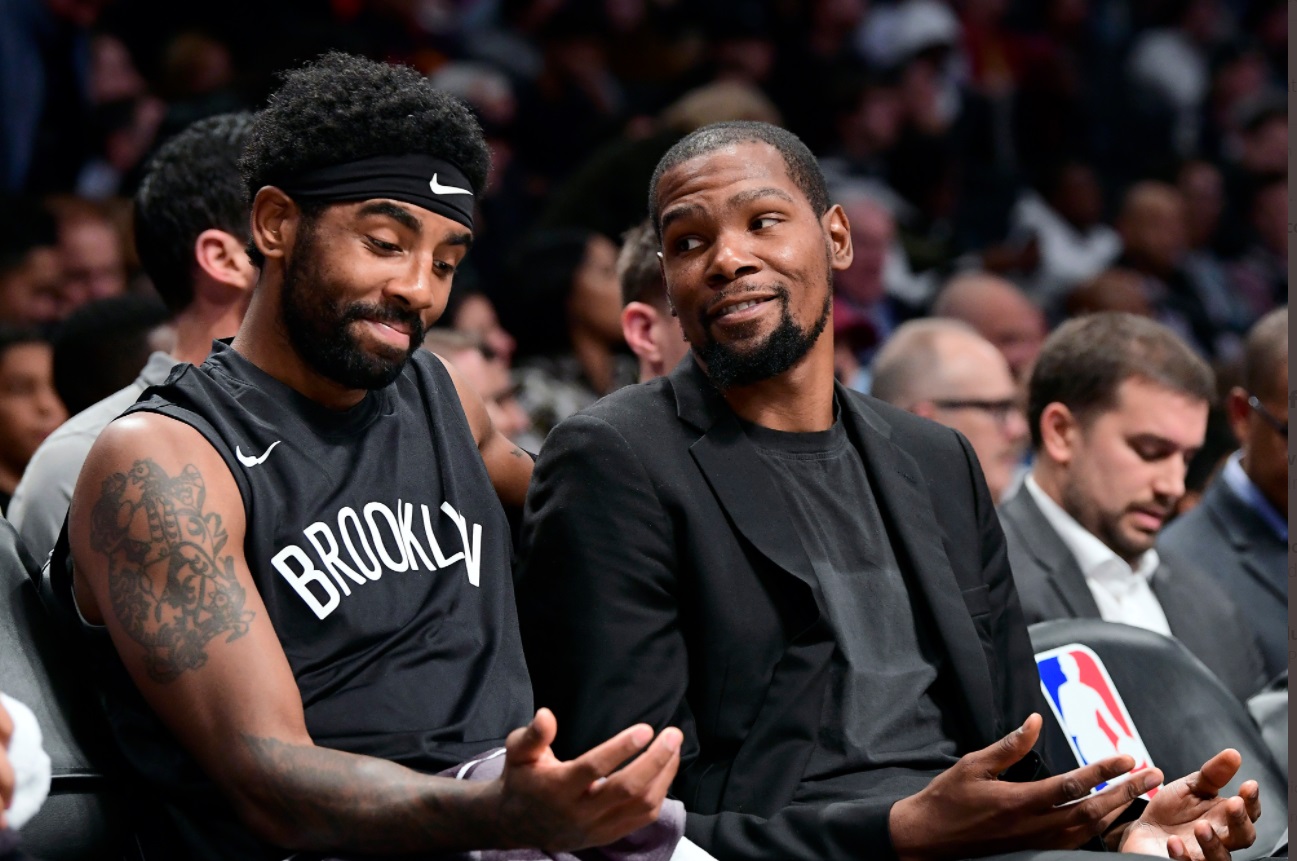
left=134, top=112, right=256, bottom=314
left=240, top=52, right=491, bottom=264
left=1027, top=313, right=1215, bottom=450
left=51, top=295, right=171, bottom=415
left=1241, top=305, right=1287, bottom=400
left=869, top=319, right=979, bottom=407
left=648, top=121, right=828, bottom=234
left=0, top=325, right=48, bottom=363
left=496, top=228, right=593, bottom=360
left=0, top=199, right=58, bottom=275
left=617, top=219, right=664, bottom=308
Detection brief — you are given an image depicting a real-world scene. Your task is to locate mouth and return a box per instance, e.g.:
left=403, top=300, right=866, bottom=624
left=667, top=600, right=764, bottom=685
left=1128, top=506, right=1169, bottom=531
left=707, top=294, right=778, bottom=326
left=358, top=317, right=414, bottom=350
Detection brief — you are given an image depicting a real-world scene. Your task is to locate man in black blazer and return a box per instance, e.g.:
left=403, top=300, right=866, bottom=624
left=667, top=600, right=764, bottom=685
left=516, top=122, right=1260, bottom=861
left=1159, top=306, right=1288, bottom=682
left=999, top=313, right=1267, bottom=701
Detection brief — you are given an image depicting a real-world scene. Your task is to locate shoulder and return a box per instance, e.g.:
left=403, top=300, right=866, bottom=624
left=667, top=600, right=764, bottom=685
left=561, top=377, right=681, bottom=442
left=1157, top=500, right=1223, bottom=556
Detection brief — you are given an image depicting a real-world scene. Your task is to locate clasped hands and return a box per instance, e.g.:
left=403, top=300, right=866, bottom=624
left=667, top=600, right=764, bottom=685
left=890, top=713, right=1260, bottom=861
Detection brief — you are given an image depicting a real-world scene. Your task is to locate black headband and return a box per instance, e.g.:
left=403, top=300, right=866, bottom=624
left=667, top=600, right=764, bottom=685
left=276, top=154, right=476, bottom=231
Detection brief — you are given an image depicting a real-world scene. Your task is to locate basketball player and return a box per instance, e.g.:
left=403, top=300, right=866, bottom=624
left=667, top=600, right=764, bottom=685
left=62, top=53, right=683, bottom=860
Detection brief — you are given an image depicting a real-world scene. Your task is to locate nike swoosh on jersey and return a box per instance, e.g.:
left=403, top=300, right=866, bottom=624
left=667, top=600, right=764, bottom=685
left=236, top=440, right=281, bottom=468
left=429, top=174, right=473, bottom=196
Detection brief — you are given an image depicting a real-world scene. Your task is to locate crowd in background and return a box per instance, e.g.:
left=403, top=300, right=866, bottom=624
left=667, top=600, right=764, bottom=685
left=0, top=0, right=1289, bottom=511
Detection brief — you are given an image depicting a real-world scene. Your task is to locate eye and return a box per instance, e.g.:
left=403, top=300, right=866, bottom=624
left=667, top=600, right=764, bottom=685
left=751, top=215, right=782, bottom=230
left=366, top=236, right=402, bottom=254
left=433, top=259, right=457, bottom=276
left=674, top=236, right=704, bottom=253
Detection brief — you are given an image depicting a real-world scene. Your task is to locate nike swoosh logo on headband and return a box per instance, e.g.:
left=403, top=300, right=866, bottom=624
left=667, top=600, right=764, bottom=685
left=429, top=174, right=473, bottom=196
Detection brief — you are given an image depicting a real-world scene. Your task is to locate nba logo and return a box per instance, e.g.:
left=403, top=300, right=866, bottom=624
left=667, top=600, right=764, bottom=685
left=1036, top=644, right=1160, bottom=799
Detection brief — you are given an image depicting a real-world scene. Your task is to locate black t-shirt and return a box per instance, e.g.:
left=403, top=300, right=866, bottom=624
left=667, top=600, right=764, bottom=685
left=78, top=342, right=533, bottom=859
left=742, top=416, right=960, bottom=792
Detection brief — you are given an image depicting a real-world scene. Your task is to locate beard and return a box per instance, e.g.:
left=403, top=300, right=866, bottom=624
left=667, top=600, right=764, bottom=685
left=695, top=283, right=833, bottom=391
left=280, top=219, right=425, bottom=391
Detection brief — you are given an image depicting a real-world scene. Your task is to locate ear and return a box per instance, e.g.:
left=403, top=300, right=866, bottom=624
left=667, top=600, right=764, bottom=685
left=823, top=204, right=854, bottom=272
left=194, top=229, right=256, bottom=293
left=249, top=186, right=298, bottom=264
left=1038, top=402, right=1078, bottom=465
left=1224, top=386, right=1250, bottom=445
left=909, top=400, right=938, bottom=419
left=621, top=302, right=662, bottom=364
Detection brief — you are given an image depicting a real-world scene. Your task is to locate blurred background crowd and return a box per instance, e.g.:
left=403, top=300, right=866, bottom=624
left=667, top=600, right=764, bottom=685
left=0, top=0, right=1288, bottom=513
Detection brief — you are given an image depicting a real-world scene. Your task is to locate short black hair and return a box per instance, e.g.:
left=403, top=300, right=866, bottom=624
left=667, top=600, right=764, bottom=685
left=0, top=325, right=47, bottom=362
left=618, top=219, right=664, bottom=308
left=1027, top=312, right=1214, bottom=450
left=134, top=112, right=256, bottom=315
left=51, top=295, right=171, bottom=415
left=241, top=52, right=490, bottom=265
left=648, top=121, right=828, bottom=234
left=0, top=198, right=57, bottom=275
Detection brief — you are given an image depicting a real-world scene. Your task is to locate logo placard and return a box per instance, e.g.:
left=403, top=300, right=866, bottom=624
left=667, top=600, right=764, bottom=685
left=1036, top=643, right=1160, bottom=799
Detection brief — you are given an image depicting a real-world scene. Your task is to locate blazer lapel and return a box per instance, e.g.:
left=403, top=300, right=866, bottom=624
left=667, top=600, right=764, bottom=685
left=1003, top=490, right=1102, bottom=619
left=671, top=357, right=824, bottom=609
left=1205, top=483, right=1288, bottom=603
left=839, top=391, right=996, bottom=743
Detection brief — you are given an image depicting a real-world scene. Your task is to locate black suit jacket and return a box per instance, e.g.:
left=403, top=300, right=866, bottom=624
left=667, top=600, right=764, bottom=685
left=516, top=356, right=1049, bottom=861
left=1158, top=478, right=1288, bottom=682
left=998, top=487, right=1267, bottom=700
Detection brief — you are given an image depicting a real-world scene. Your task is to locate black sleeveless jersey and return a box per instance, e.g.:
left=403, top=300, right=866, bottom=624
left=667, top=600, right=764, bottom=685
left=82, top=341, right=534, bottom=859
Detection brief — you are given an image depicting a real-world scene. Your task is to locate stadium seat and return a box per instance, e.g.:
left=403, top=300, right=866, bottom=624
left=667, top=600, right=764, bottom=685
left=1246, top=672, right=1287, bottom=783
left=0, top=516, right=136, bottom=860
left=1029, top=619, right=1287, bottom=861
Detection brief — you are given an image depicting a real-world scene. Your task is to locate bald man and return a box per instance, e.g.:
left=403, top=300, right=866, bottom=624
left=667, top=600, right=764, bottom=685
left=931, top=272, right=1046, bottom=381
left=871, top=320, right=1029, bottom=502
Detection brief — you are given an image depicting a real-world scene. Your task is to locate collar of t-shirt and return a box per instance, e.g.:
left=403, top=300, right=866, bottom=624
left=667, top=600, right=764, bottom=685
left=137, top=350, right=181, bottom=388
left=1024, top=476, right=1171, bottom=636
left=1220, top=450, right=1288, bottom=542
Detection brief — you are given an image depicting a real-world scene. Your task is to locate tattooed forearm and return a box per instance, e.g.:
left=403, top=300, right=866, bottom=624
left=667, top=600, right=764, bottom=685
left=240, top=734, right=491, bottom=852
left=89, top=459, right=254, bottom=683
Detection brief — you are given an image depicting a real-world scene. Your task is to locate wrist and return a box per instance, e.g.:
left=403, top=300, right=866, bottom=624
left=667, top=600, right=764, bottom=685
left=888, top=796, right=928, bottom=861
left=1106, top=820, right=1133, bottom=852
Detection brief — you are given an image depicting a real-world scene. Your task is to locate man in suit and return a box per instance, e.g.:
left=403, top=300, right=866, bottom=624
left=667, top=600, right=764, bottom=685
left=999, top=313, right=1267, bottom=700
left=517, top=121, right=1259, bottom=861
left=1159, top=306, right=1288, bottom=681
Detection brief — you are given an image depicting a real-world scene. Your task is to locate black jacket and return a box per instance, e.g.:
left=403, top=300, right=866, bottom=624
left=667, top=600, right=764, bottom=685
left=516, top=356, right=1049, bottom=861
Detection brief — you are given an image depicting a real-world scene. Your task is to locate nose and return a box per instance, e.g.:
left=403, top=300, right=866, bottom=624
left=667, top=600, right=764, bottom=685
left=704, top=227, right=760, bottom=288
left=384, top=255, right=437, bottom=312
left=1151, top=457, right=1188, bottom=502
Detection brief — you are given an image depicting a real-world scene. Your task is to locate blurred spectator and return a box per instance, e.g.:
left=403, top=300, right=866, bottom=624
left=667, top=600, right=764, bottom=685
left=0, top=328, right=65, bottom=514
left=497, top=228, right=632, bottom=439
left=1114, top=181, right=1227, bottom=356
left=0, top=0, right=107, bottom=195
left=1228, top=175, right=1287, bottom=322
left=422, top=329, right=531, bottom=443
left=617, top=218, right=685, bottom=383
left=1062, top=268, right=1155, bottom=319
left=818, top=71, right=905, bottom=199
left=871, top=319, right=1029, bottom=503
left=50, top=294, right=170, bottom=416
left=154, top=30, right=244, bottom=135
left=8, top=112, right=256, bottom=564
left=45, top=196, right=129, bottom=313
left=1125, top=0, right=1219, bottom=160
left=1160, top=306, right=1288, bottom=682
left=439, top=287, right=517, bottom=366
left=1011, top=159, right=1120, bottom=307
left=78, top=32, right=166, bottom=196
left=1000, top=312, right=1265, bottom=700
left=930, top=272, right=1046, bottom=382
left=0, top=200, right=62, bottom=328
left=1172, top=403, right=1236, bottom=518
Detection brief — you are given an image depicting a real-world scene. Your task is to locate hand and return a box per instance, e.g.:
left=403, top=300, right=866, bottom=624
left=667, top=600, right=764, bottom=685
left=0, top=697, right=13, bottom=828
left=889, top=714, right=1163, bottom=861
left=489, top=708, right=682, bottom=853
left=1120, top=749, right=1260, bottom=860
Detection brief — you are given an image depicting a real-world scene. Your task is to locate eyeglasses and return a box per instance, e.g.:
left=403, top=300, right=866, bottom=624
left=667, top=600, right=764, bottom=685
left=1247, top=394, right=1288, bottom=439
left=931, top=398, right=1022, bottom=426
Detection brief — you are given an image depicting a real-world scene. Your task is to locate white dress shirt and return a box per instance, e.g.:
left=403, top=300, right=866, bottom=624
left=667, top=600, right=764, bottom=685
left=1024, top=476, right=1172, bottom=636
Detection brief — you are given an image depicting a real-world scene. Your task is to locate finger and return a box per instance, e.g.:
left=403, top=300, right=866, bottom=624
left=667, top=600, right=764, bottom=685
left=968, top=713, right=1042, bottom=777
left=505, top=708, right=558, bottom=766
left=1063, top=768, right=1162, bottom=833
left=0, top=700, right=12, bottom=748
left=569, top=722, right=655, bottom=784
left=1218, top=795, right=1256, bottom=850
left=1196, top=820, right=1231, bottom=861
left=1239, top=780, right=1261, bottom=823
left=1189, top=749, right=1241, bottom=797
left=1037, top=755, right=1139, bottom=807
left=591, top=728, right=682, bottom=799
left=1166, top=835, right=1188, bottom=861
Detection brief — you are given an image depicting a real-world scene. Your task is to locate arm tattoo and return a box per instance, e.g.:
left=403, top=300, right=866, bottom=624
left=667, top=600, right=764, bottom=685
left=89, top=459, right=254, bottom=683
